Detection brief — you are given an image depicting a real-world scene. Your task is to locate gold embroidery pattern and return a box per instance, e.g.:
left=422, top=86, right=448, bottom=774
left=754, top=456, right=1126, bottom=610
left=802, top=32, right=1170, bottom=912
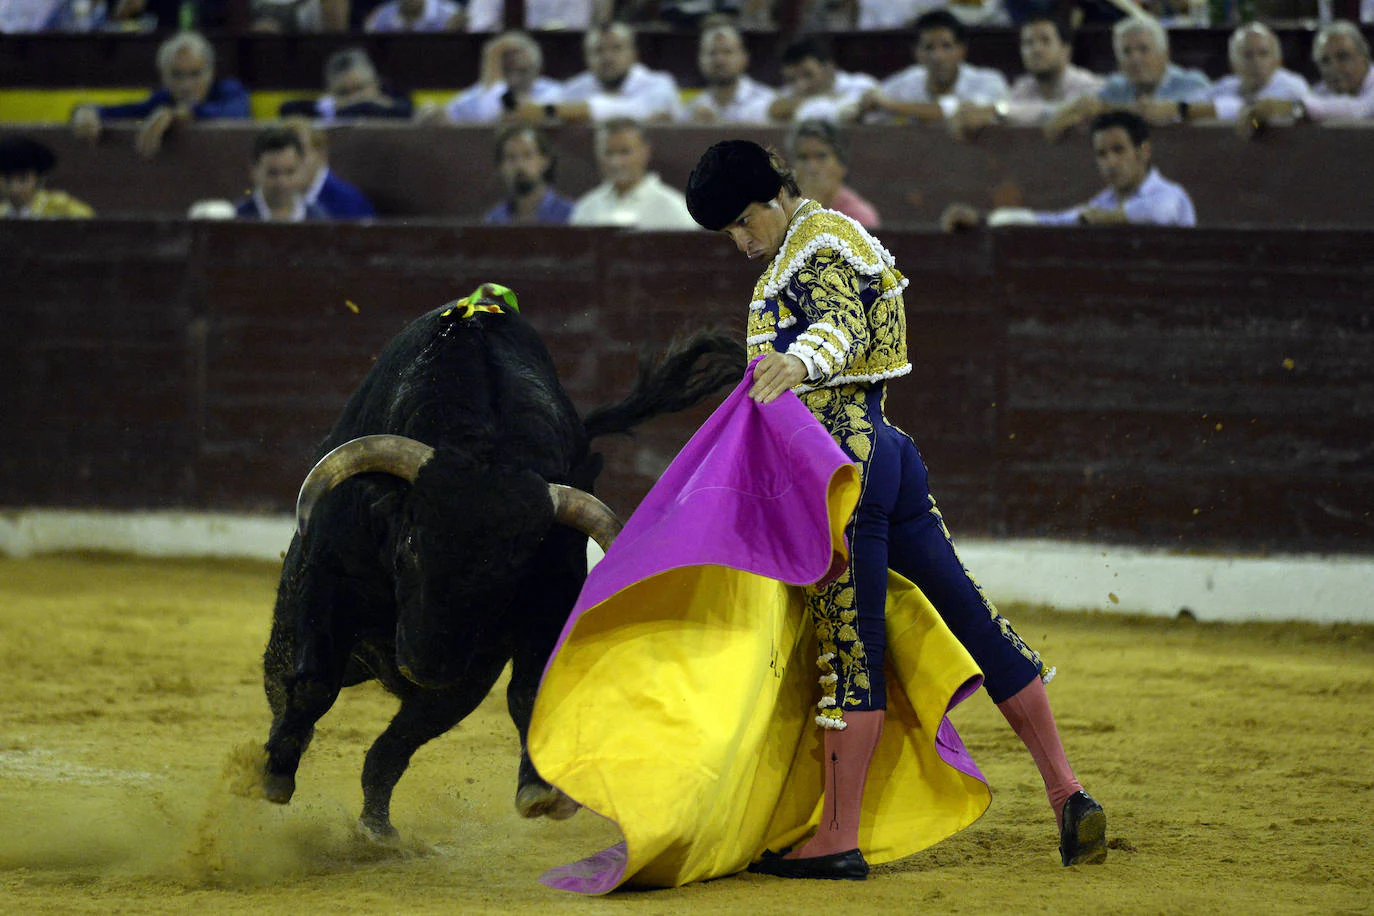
left=747, top=202, right=910, bottom=385
left=800, top=383, right=878, bottom=719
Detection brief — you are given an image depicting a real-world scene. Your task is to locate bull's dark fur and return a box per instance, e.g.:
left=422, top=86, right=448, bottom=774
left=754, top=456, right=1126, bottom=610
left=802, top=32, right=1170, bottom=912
left=261, top=300, right=742, bottom=837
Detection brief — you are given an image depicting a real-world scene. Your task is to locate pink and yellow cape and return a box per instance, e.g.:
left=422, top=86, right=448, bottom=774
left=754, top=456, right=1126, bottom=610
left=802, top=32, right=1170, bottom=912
left=528, top=369, right=990, bottom=893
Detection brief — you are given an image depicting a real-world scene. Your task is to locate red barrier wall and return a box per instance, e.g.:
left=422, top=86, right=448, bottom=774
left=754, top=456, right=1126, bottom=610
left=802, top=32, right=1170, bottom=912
left=5, top=220, right=1371, bottom=553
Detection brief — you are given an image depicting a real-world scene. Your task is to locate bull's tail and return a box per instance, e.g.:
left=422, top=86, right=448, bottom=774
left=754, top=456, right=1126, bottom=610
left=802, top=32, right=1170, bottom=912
left=582, top=331, right=746, bottom=441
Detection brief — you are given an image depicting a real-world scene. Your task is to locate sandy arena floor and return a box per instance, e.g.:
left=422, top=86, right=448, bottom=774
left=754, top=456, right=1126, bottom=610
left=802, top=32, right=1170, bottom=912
left=0, top=554, right=1370, bottom=915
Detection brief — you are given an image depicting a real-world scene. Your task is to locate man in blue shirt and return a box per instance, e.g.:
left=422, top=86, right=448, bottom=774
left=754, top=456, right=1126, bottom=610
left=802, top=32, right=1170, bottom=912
left=1046, top=16, right=1210, bottom=141
left=484, top=125, right=574, bottom=225
left=71, top=31, right=250, bottom=158
left=942, top=110, right=1196, bottom=229
left=284, top=119, right=376, bottom=219
left=235, top=127, right=329, bottom=223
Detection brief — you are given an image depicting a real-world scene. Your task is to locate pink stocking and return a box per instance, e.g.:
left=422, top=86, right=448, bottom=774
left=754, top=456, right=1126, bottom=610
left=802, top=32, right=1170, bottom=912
left=996, top=677, right=1082, bottom=828
left=787, top=709, right=885, bottom=859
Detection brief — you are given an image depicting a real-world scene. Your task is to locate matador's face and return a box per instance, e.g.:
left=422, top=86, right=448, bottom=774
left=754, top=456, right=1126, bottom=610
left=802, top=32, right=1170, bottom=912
left=720, top=198, right=791, bottom=262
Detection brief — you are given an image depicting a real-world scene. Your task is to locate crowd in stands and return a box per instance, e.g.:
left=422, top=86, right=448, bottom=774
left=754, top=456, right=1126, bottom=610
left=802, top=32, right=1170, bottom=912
left=2, top=8, right=1372, bottom=227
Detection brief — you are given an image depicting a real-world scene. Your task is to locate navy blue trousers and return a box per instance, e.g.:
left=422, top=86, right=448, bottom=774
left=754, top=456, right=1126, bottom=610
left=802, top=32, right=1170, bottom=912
left=811, top=384, right=1045, bottom=709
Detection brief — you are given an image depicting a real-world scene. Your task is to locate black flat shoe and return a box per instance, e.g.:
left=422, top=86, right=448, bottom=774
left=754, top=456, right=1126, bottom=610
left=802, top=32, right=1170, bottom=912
left=1060, top=790, right=1108, bottom=867
left=748, top=847, right=869, bottom=880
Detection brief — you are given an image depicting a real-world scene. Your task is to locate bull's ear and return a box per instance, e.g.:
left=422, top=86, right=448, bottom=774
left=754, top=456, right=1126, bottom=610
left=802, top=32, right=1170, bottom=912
left=570, top=452, right=605, bottom=492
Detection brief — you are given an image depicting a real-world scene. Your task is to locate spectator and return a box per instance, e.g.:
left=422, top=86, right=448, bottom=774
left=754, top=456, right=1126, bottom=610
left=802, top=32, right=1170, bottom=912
left=364, top=0, right=462, bottom=31
left=1045, top=16, right=1210, bottom=140
left=235, top=126, right=329, bottom=222
left=521, top=23, right=682, bottom=123
left=682, top=21, right=776, bottom=124
left=0, top=136, right=93, bottom=219
left=463, top=0, right=613, bottom=30
left=70, top=32, right=250, bottom=159
left=786, top=119, right=880, bottom=228
left=768, top=34, right=878, bottom=123
left=855, top=10, right=1010, bottom=125
left=431, top=31, right=562, bottom=124
left=855, top=0, right=928, bottom=29
left=654, top=0, right=770, bottom=27
left=1, top=0, right=109, bottom=31
left=283, top=119, right=376, bottom=219
left=1145, top=22, right=1308, bottom=126
left=991, top=15, right=1104, bottom=126
left=1244, top=21, right=1374, bottom=128
left=250, top=0, right=348, bottom=31
left=942, top=110, right=1194, bottom=229
left=485, top=124, right=574, bottom=224
left=569, top=118, right=697, bottom=230
left=280, top=49, right=414, bottom=121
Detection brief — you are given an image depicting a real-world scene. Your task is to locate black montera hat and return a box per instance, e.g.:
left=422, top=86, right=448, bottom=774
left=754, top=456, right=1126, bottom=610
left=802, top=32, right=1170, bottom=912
left=0, top=136, right=57, bottom=177
left=685, top=140, right=784, bottom=232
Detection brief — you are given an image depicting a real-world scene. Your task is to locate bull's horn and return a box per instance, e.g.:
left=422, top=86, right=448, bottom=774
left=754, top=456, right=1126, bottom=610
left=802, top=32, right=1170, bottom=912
left=547, top=484, right=622, bottom=553
left=296, top=434, right=436, bottom=535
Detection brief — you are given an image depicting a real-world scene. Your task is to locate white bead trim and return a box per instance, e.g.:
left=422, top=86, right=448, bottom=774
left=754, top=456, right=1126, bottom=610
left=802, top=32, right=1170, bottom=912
left=809, top=321, right=851, bottom=350
left=797, top=332, right=846, bottom=363
left=1041, top=666, right=1058, bottom=686
left=879, top=277, right=910, bottom=300
left=749, top=299, right=767, bottom=313
left=746, top=331, right=777, bottom=346
left=763, top=233, right=889, bottom=300
left=761, top=203, right=897, bottom=300
left=777, top=314, right=797, bottom=328
left=795, top=363, right=913, bottom=394
left=816, top=715, right=848, bottom=730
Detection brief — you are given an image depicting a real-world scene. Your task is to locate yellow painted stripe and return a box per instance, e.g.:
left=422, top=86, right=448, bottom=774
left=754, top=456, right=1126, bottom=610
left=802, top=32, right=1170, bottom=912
left=0, top=88, right=465, bottom=123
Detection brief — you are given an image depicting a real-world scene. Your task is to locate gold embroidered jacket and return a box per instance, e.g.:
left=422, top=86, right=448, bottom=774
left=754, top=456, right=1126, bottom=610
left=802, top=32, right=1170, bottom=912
left=746, top=200, right=910, bottom=392
left=0, top=189, right=94, bottom=219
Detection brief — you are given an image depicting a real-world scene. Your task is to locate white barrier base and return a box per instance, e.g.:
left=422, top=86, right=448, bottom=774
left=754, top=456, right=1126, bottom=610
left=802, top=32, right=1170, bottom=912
left=2, top=509, right=1370, bottom=624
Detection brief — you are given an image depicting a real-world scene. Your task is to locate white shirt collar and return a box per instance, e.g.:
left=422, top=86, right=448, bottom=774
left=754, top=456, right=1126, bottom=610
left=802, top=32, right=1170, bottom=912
left=305, top=166, right=329, bottom=205
left=253, top=189, right=307, bottom=222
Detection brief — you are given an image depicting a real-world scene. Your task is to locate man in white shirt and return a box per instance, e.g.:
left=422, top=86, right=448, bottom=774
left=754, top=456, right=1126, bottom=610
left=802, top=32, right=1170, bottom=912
left=682, top=22, right=776, bottom=124
left=464, top=0, right=612, bottom=31
left=1000, top=16, right=1104, bottom=125
left=530, top=22, right=682, bottom=123
left=1244, top=20, right=1374, bottom=128
left=855, top=10, right=1009, bottom=125
left=942, top=111, right=1195, bottom=229
left=570, top=119, right=698, bottom=230
left=767, top=34, right=878, bottom=123
left=1139, top=22, right=1308, bottom=126
left=433, top=31, right=563, bottom=123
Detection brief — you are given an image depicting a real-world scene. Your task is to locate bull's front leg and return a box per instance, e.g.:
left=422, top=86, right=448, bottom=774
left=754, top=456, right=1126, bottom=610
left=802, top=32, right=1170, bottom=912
left=508, top=532, right=584, bottom=820
left=262, top=604, right=353, bottom=805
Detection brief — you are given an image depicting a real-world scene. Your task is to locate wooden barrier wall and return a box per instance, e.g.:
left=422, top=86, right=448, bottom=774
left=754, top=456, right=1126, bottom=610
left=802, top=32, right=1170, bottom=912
left=5, top=220, right=1372, bottom=554
left=17, top=122, right=1374, bottom=228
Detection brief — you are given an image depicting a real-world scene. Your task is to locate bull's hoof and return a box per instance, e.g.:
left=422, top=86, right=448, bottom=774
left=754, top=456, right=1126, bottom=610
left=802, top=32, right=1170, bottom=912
left=515, top=783, right=580, bottom=820
left=262, top=771, right=296, bottom=805
left=357, top=815, right=400, bottom=845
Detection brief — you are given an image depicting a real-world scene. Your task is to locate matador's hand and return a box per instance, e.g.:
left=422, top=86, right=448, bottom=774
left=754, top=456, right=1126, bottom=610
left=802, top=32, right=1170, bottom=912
left=749, top=353, right=808, bottom=404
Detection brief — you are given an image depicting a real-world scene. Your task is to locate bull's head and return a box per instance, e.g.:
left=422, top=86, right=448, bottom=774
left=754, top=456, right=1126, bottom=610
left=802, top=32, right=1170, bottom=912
left=294, top=434, right=620, bottom=687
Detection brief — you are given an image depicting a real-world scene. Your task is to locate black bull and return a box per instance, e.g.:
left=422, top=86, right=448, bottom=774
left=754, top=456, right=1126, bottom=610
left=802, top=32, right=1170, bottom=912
left=260, top=294, right=744, bottom=837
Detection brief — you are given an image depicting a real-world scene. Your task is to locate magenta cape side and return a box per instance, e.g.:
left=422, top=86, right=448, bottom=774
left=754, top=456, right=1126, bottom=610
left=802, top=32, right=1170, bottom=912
left=527, top=371, right=990, bottom=893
